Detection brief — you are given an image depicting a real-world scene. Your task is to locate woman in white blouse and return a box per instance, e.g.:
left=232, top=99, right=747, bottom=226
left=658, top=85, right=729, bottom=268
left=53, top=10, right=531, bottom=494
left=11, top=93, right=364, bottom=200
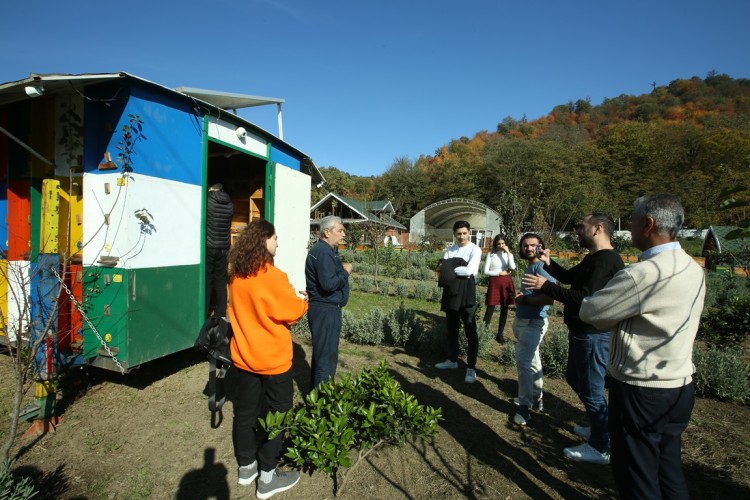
left=483, top=234, right=516, bottom=343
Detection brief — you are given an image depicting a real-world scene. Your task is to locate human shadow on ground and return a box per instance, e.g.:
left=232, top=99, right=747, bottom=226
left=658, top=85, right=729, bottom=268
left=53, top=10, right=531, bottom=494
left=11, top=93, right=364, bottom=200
left=12, top=463, right=75, bottom=500
left=385, top=357, right=617, bottom=499
left=176, top=447, right=230, bottom=500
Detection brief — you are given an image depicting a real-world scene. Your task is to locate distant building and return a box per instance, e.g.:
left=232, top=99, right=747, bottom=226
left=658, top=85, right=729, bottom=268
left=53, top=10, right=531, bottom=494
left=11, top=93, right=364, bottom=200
left=409, top=198, right=502, bottom=249
left=310, top=193, right=406, bottom=244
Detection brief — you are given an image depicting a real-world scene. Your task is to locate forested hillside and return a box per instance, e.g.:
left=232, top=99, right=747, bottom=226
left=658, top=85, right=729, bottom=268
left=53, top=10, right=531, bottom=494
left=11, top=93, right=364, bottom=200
left=313, top=72, right=750, bottom=236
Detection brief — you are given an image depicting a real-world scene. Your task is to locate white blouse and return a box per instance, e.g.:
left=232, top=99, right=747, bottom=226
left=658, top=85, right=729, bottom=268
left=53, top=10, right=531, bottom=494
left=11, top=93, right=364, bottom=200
left=483, top=251, right=516, bottom=277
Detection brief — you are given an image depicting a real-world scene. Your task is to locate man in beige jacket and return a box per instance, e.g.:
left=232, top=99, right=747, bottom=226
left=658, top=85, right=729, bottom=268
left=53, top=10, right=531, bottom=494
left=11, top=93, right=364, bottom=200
left=580, top=194, right=706, bottom=500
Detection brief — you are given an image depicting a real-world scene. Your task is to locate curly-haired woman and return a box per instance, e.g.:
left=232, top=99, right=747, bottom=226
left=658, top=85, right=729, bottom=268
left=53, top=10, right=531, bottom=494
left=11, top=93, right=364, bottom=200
left=228, top=220, right=308, bottom=498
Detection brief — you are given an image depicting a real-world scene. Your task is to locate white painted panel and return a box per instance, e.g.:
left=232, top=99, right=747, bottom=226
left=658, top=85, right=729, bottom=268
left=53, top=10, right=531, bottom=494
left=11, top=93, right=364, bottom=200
left=6, top=261, right=30, bottom=343
left=82, top=173, right=201, bottom=269
left=272, top=164, right=311, bottom=292
left=207, top=117, right=267, bottom=158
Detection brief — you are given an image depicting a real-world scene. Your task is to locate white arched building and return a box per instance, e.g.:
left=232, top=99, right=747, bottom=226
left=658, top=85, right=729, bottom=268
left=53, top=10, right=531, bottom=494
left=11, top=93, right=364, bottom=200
left=409, top=198, right=502, bottom=249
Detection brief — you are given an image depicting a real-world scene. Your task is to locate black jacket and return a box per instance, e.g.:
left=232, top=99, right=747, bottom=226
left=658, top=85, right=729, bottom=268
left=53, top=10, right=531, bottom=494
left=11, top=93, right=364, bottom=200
left=439, top=257, right=477, bottom=312
left=206, top=190, right=233, bottom=250
left=541, top=249, right=624, bottom=333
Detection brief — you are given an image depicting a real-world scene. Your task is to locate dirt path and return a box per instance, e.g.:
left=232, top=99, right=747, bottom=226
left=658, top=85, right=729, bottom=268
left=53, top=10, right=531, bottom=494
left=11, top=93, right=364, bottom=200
left=3, top=336, right=750, bottom=499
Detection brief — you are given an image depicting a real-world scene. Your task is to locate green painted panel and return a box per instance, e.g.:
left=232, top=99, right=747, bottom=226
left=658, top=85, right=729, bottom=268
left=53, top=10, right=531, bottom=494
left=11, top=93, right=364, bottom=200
left=82, top=264, right=202, bottom=369
left=81, top=267, right=130, bottom=361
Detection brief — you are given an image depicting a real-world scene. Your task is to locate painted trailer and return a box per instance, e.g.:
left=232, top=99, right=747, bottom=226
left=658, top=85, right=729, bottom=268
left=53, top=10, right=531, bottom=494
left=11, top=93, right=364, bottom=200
left=0, top=72, right=322, bottom=376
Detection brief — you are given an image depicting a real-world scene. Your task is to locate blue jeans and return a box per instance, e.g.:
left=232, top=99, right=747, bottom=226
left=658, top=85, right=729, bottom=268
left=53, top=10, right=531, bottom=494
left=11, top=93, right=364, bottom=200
left=513, top=318, right=548, bottom=408
left=566, top=331, right=610, bottom=452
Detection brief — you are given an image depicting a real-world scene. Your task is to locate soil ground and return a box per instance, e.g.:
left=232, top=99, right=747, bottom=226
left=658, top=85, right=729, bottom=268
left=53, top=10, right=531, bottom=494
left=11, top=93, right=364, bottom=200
left=3, top=332, right=750, bottom=500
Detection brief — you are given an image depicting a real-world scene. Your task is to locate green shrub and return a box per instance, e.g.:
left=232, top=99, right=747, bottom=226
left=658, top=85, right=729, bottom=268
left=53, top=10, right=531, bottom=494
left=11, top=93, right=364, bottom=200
left=693, top=345, right=750, bottom=403
left=0, top=460, right=37, bottom=500
left=291, top=313, right=311, bottom=339
left=540, top=325, right=569, bottom=379
left=699, top=296, right=750, bottom=348
left=428, top=286, right=442, bottom=303
left=498, top=341, right=516, bottom=366
left=474, top=321, right=495, bottom=358
left=703, top=271, right=750, bottom=310
left=412, top=282, right=430, bottom=300
left=394, top=282, right=409, bottom=298
left=378, top=281, right=391, bottom=296
left=342, top=309, right=386, bottom=345
left=384, top=303, right=422, bottom=348
left=359, top=276, right=375, bottom=293
left=261, top=361, right=442, bottom=496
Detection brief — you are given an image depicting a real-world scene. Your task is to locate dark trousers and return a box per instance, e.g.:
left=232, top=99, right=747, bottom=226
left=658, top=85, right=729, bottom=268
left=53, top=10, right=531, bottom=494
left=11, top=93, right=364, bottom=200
left=566, top=332, right=610, bottom=452
left=609, top=379, right=694, bottom=500
left=445, top=306, right=478, bottom=369
left=205, top=247, right=228, bottom=318
left=483, top=305, right=509, bottom=339
left=232, top=367, right=294, bottom=472
left=308, top=302, right=342, bottom=389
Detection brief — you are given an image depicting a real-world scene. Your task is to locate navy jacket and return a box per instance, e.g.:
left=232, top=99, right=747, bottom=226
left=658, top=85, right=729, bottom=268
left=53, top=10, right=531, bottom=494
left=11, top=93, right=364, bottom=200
left=305, top=240, right=350, bottom=307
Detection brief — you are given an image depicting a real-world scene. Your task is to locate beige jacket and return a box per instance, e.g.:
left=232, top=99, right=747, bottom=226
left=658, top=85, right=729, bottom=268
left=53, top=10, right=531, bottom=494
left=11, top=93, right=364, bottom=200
left=580, top=248, right=706, bottom=388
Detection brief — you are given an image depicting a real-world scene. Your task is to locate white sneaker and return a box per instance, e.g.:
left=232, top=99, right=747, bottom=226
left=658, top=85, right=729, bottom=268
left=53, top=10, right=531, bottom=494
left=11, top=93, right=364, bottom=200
left=563, top=443, right=610, bottom=465
left=573, top=424, right=591, bottom=440
left=435, top=360, right=458, bottom=369
left=464, top=368, right=477, bottom=383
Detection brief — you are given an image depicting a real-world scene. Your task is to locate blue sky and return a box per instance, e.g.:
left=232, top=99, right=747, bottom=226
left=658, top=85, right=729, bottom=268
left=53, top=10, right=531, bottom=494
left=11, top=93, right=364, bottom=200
left=2, top=0, right=749, bottom=177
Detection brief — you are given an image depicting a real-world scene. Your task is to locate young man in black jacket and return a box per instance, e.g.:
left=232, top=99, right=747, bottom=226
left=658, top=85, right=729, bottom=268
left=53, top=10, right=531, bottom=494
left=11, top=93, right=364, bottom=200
left=205, top=183, right=233, bottom=319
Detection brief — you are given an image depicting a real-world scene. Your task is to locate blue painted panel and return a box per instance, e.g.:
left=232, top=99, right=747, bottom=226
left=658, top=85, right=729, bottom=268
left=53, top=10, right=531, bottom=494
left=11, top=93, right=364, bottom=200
left=30, top=254, right=60, bottom=375
left=84, top=82, right=203, bottom=186
left=270, top=145, right=300, bottom=171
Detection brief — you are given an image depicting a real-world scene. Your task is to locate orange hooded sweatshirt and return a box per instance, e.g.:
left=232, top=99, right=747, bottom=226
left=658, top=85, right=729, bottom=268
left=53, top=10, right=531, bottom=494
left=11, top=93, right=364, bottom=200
left=228, top=264, right=308, bottom=375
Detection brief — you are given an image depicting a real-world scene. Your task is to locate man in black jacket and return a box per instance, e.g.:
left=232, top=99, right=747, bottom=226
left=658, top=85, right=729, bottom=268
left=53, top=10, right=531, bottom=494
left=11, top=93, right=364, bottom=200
left=205, top=183, right=233, bottom=319
left=522, top=214, right=624, bottom=464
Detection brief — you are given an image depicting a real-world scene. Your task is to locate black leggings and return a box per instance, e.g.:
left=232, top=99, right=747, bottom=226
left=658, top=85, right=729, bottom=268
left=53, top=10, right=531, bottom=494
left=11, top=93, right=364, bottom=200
left=483, top=305, right=509, bottom=337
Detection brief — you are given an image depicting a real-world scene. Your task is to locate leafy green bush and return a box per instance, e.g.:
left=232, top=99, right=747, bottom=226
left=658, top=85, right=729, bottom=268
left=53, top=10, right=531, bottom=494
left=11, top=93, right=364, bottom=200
left=342, top=309, right=386, bottom=345
left=378, top=281, right=391, bottom=296
left=474, top=321, right=496, bottom=358
left=497, top=341, right=516, bottom=366
left=693, top=345, right=750, bottom=402
left=699, top=296, right=750, bottom=348
left=412, top=282, right=430, bottom=300
left=394, top=282, right=409, bottom=298
left=703, top=271, right=750, bottom=310
left=261, top=361, right=442, bottom=496
left=383, top=303, right=422, bottom=348
left=291, top=313, right=311, bottom=339
left=359, top=276, right=375, bottom=293
left=0, top=460, right=37, bottom=500
left=428, top=286, right=442, bottom=303
left=539, top=325, right=569, bottom=379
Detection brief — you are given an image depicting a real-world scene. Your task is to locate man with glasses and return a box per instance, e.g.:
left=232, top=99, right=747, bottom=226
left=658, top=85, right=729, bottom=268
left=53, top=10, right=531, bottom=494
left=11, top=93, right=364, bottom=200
left=522, top=214, right=624, bottom=464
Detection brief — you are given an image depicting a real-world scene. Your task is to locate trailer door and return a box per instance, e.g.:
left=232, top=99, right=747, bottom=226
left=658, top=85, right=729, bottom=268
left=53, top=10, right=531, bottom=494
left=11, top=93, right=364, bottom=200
left=271, top=163, right=310, bottom=292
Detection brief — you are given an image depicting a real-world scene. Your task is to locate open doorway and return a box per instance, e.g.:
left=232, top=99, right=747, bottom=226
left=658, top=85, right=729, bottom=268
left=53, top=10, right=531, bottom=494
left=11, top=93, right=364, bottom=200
left=204, top=140, right=268, bottom=317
